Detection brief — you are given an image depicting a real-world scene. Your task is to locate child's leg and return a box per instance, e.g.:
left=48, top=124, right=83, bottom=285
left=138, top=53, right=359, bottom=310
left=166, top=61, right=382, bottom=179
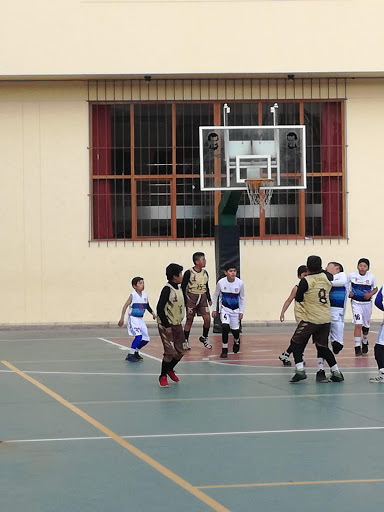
left=134, top=322, right=150, bottom=360
left=314, top=324, right=343, bottom=382
left=229, top=313, right=240, bottom=354
left=361, top=302, right=372, bottom=354
left=158, top=324, right=177, bottom=387
left=351, top=303, right=363, bottom=355
left=196, top=294, right=212, bottom=348
left=220, top=312, right=231, bottom=358
left=370, top=324, right=384, bottom=382
left=289, top=321, right=314, bottom=382
left=330, top=307, right=344, bottom=354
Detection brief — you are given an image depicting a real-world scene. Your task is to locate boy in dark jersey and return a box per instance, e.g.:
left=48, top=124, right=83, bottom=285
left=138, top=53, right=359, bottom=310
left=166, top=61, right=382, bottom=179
left=181, top=252, right=212, bottom=350
left=157, top=263, right=186, bottom=388
left=289, top=255, right=343, bottom=383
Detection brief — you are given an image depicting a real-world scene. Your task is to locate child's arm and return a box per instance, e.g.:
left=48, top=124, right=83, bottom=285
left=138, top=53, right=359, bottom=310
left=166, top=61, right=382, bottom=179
left=205, top=272, right=212, bottom=306
left=157, top=286, right=172, bottom=328
left=211, top=281, right=221, bottom=318
left=118, top=294, right=133, bottom=327
left=181, top=270, right=190, bottom=303
left=146, top=302, right=157, bottom=320
left=365, top=276, right=378, bottom=300
left=280, top=286, right=297, bottom=322
left=238, top=281, right=245, bottom=321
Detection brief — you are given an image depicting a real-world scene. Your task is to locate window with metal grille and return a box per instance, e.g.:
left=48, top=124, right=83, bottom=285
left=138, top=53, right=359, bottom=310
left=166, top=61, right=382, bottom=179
left=90, top=97, right=344, bottom=241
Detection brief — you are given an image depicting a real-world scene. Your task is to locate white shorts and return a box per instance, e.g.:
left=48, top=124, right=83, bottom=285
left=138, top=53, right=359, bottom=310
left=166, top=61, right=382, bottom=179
left=330, top=307, right=345, bottom=344
left=127, top=316, right=150, bottom=340
left=376, top=323, right=384, bottom=346
left=220, top=308, right=240, bottom=330
left=351, top=301, right=372, bottom=328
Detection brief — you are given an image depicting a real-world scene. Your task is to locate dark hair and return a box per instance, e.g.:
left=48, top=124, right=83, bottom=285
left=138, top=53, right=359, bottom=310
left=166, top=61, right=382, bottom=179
left=358, top=258, right=370, bottom=269
left=297, top=265, right=307, bottom=277
left=306, top=255, right=322, bottom=273
left=193, top=252, right=205, bottom=264
left=224, top=262, right=237, bottom=272
left=166, top=263, right=183, bottom=281
left=207, top=132, right=218, bottom=140
left=131, top=276, right=144, bottom=287
left=328, top=261, right=344, bottom=272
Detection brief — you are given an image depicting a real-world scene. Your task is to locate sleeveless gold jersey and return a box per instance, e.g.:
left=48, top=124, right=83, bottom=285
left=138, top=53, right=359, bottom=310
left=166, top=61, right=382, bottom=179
left=294, top=301, right=306, bottom=324
left=187, top=268, right=209, bottom=295
left=302, top=273, right=331, bottom=324
left=160, top=283, right=184, bottom=325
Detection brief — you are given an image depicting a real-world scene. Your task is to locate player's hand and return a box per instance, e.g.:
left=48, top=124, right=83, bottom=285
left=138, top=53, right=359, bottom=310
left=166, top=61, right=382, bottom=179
left=212, top=311, right=217, bottom=318
left=239, top=313, right=243, bottom=321
left=152, top=312, right=157, bottom=320
left=364, top=292, right=372, bottom=300
left=349, top=291, right=354, bottom=298
left=208, top=301, right=212, bottom=307
left=280, top=313, right=284, bottom=322
left=118, top=319, right=124, bottom=327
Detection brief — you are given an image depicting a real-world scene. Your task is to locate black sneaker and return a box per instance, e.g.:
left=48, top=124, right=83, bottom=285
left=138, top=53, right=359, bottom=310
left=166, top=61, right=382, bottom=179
left=199, top=336, right=212, bottom=349
left=290, top=370, right=307, bottom=383
left=220, top=348, right=228, bottom=359
left=126, top=354, right=139, bottom=362
left=233, top=341, right=240, bottom=354
left=355, top=346, right=362, bottom=357
left=362, top=342, right=369, bottom=355
left=332, top=341, right=343, bottom=354
left=329, top=371, right=344, bottom=382
left=135, top=352, right=144, bottom=361
left=316, top=369, right=328, bottom=383
left=279, top=352, right=292, bottom=366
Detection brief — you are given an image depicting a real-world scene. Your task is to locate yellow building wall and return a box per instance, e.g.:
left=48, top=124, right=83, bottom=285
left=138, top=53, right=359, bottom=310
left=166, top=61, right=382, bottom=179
left=1, top=0, right=384, bottom=77
left=0, top=79, right=384, bottom=325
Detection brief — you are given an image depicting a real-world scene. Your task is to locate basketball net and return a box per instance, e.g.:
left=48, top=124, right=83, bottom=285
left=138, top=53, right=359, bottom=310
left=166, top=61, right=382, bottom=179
left=245, top=178, right=273, bottom=209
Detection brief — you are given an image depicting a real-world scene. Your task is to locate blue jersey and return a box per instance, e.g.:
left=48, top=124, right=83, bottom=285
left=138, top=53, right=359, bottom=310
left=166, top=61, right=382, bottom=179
left=329, top=271, right=348, bottom=309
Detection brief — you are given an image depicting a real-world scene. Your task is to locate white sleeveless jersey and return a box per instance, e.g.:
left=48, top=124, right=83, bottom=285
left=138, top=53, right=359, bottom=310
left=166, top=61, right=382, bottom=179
left=212, top=277, right=245, bottom=314
left=128, top=290, right=149, bottom=318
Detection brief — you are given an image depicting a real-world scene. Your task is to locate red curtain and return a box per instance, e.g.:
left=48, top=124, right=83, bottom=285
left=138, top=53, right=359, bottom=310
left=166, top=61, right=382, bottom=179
left=92, top=105, right=113, bottom=239
left=321, top=103, right=342, bottom=236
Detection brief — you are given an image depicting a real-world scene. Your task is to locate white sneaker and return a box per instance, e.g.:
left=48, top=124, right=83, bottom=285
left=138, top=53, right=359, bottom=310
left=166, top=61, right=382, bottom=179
left=369, top=375, right=384, bottom=383
left=185, top=340, right=191, bottom=350
left=199, top=336, right=212, bottom=349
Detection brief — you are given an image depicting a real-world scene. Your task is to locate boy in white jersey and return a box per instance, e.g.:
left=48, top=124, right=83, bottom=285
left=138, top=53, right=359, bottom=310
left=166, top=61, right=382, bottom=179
left=181, top=252, right=212, bottom=350
left=211, top=263, right=245, bottom=359
left=348, top=258, right=378, bottom=356
left=370, top=287, right=384, bottom=383
left=315, top=261, right=348, bottom=382
left=157, top=263, right=186, bottom=388
left=279, top=265, right=308, bottom=366
left=118, top=277, right=156, bottom=362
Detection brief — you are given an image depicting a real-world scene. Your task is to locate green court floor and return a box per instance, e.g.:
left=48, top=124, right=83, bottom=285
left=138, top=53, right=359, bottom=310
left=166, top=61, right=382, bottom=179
left=1, top=326, right=384, bottom=512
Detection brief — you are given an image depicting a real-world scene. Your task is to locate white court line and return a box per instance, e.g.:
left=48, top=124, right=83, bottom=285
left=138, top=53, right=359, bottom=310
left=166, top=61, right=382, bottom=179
left=0, top=337, right=100, bottom=342
left=98, top=337, right=162, bottom=362
left=0, top=369, right=380, bottom=376
left=5, top=425, right=384, bottom=444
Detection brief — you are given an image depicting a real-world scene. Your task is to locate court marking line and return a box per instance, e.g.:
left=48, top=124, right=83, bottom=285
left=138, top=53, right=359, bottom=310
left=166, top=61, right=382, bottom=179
left=197, top=478, right=384, bottom=489
left=4, top=425, right=384, bottom=444
left=0, top=369, right=379, bottom=376
left=0, top=360, right=229, bottom=512
left=98, top=337, right=162, bottom=362
left=71, top=391, right=384, bottom=405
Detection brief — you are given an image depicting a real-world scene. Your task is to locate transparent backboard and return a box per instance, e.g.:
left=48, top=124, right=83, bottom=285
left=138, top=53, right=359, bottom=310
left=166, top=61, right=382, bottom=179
left=199, top=125, right=306, bottom=191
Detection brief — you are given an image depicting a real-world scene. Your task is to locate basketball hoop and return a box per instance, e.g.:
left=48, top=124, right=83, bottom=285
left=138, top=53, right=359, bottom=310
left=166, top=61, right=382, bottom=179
left=245, top=178, right=274, bottom=209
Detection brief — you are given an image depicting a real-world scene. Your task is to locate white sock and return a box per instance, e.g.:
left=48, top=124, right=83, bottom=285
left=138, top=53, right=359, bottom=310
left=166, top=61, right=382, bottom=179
left=331, top=364, right=339, bottom=372
left=354, top=337, right=361, bottom=346
left=296, top=362, right=304, bottom=371
left=379, top=368, right=384, bottom=375
left=362, top=335, right=368, bottom=344
left=317, top=358, right=324, bottom=370
left=129, top=348, right=135, bottom=354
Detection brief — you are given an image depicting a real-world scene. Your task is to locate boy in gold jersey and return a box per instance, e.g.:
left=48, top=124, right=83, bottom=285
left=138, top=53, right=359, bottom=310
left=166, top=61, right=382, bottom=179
left=289, top=255, right=344, bottom=383
left=181, top=252, right=212, bottom=350
left=157, top=263, right=186, bottom=388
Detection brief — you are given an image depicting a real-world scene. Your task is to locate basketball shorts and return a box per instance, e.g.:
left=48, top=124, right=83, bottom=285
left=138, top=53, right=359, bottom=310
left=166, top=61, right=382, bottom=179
left=158, top=323, right=187, bottom=359
left=329, top=307, right=345, bottom=344
left=376, top=322, right=384, bottom=346
left=186, top=293, right=210, bottom=318
left=291, top=321, right=331, bottom=348
left=220, top=307, right=240, bottom=330
left=128, top=316, right=150, bottom=341
left=351, top=301, right=372, bottom=327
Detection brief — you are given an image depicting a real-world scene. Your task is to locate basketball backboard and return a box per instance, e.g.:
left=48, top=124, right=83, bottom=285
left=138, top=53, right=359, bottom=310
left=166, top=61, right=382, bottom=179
left=199, top=125, right=306, bottom=192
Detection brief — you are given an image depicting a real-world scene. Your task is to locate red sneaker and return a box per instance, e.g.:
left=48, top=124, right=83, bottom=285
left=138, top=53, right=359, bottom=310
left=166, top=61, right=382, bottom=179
left=167, top=370, right=179, bottom=383
left=158, top=375, right=169, bottom=388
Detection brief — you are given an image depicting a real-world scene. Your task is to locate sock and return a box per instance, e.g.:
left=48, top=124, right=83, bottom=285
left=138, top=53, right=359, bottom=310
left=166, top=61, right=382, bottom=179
left=222, top=343, right=228, bottom=349
left=184, top=330, right=190, bottom=341
left=354, top=337, right=361, bottom=347
left=129, top=348, right=135, bottom=355
left=202, top=327, right=209, bottom=338
left=331, top=364, right=339, bottom=372
left=317, top=358, right=324, bottom=370
left=296, top=362, right=304, bottom=371
left=380, top=368, right=384, bottom=375
left=160, top=360, right=172, bottom=377
left=362, top=335, right=368, bottom=344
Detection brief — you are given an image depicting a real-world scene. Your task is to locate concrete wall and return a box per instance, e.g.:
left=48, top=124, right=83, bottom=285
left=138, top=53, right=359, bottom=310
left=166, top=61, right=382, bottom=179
left=1, top=79, right=384, bottom=325
left=1, top=0, right=384, bottom=77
